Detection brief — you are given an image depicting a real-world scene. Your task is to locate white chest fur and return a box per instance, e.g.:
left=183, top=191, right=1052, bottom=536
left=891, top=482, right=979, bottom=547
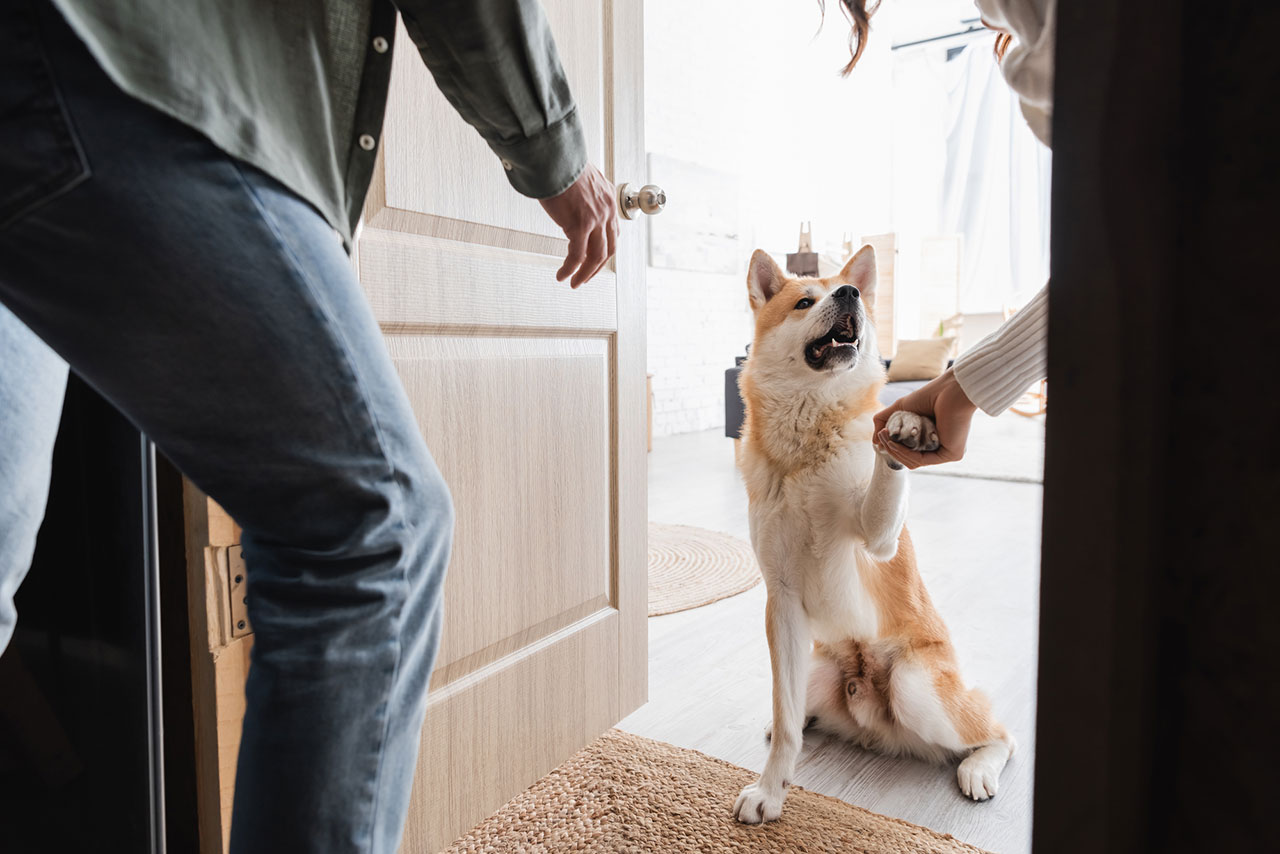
left=746, top=440, right=887, bottom=643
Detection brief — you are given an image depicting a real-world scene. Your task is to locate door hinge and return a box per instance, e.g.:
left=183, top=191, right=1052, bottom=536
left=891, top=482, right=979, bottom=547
left=226, top=545, right=252, bottom=639
left=205, top=543, right=253, bottom=646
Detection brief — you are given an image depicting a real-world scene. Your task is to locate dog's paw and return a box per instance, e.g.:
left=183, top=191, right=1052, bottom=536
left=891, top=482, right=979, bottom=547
left=886, top=411, right=940, bottom=452
left=733, top=782, right=786, bottom=824
left=956, top=752, right=1002, bottom=801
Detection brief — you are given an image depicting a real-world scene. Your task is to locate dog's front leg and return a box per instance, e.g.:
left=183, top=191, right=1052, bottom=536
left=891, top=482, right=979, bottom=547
left=859, top=451, right=910, bottom=559
left=734, top=592, right=810, bottom=824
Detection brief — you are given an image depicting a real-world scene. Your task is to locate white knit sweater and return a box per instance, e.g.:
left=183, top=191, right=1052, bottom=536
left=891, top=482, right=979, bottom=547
left=953, top=282, right=1049, bottom=413
left=952, top=0, right=1055, bottom=414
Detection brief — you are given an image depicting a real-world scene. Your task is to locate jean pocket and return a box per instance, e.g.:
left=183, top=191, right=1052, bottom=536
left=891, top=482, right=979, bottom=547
left=0, top=0, right=90, bottom=231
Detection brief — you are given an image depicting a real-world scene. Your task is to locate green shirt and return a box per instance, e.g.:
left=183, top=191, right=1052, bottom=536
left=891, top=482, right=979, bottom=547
left=50, top=0, right=587, bottom=246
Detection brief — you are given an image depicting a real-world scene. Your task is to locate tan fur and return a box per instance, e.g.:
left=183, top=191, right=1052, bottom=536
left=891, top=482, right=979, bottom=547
left=862, top=529, right=949, bottom=643
left=799, top=528, right=1006, bottom=759
left=740, top=248, right=883, bottom=472
left=732, top=247, right=1013, bottom=820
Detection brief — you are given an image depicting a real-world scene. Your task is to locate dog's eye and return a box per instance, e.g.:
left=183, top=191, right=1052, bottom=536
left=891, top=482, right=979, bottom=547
left=794, top=298, right=814, bottom=310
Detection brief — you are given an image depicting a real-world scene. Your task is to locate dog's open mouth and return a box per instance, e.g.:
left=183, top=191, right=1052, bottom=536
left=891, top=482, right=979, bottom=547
left=804, top=313, right=860, bottom=370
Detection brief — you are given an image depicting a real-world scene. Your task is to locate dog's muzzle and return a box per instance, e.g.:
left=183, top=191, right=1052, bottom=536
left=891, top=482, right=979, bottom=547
left=805, top=288, right=861, bottom=370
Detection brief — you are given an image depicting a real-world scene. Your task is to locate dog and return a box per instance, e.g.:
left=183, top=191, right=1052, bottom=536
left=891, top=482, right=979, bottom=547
left=732, top=246, right=1014, bottom=824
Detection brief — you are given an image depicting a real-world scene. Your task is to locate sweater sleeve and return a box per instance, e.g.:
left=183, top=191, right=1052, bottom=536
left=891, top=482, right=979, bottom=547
left=952, top=282, right=1049, bottom=415
left=974, top=0, right=1056, bottom=146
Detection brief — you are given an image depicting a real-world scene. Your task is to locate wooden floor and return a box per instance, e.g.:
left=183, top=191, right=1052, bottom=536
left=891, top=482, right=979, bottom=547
left=619, top=428, right=1041, bottom=854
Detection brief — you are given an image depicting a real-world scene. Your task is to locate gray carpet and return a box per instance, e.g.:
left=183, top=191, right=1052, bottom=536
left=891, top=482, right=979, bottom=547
left=914, top=411, right=1045, bottom=484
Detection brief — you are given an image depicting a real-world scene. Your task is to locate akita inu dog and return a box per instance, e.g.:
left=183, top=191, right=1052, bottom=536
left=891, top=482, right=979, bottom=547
left=733, top=246, right=1014, bottom=824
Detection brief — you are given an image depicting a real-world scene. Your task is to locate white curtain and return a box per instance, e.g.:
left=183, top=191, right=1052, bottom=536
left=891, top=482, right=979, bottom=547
left=938, top=37, right=1053, bottom=312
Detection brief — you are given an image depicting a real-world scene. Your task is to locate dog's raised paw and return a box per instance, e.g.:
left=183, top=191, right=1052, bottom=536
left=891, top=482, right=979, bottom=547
left=733, top=783, right=785, bottom=824
left=886, top=411, right=941, bottom=452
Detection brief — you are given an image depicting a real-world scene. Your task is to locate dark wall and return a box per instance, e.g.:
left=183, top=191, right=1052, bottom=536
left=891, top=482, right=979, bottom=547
left=0, top=374, right=193, bottom=853
left=1035, top=3, right=1280, bottom=852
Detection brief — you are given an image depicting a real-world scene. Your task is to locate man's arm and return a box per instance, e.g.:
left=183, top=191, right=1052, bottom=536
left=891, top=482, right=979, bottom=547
left=395, top=0, right=584, bottom=200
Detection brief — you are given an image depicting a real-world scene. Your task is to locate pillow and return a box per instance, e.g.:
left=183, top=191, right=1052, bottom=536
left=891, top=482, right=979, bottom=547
left=887, top=337, right=956, bottom=382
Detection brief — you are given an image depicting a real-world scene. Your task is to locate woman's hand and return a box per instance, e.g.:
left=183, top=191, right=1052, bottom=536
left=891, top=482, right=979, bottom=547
left=873, top=368, right=977, bottom=469
left=539, top=163, right=619, bottom=288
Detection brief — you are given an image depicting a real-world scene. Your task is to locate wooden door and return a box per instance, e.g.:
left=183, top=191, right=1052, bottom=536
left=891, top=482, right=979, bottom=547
left=181, top=3, right=648, bottom=851
left=359, top=3, right=647, bottom=850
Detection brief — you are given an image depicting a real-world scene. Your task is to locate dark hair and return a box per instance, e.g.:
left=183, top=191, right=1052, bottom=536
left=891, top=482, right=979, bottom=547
left=993, top=32, right=1013, bottom=60
left=820, top=0, right=882, bottom=76
left=824, top=0, right=1013, bottom=75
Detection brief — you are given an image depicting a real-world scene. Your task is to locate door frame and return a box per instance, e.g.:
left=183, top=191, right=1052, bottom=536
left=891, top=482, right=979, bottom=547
left=1034, top=3, right=1278, bottom=851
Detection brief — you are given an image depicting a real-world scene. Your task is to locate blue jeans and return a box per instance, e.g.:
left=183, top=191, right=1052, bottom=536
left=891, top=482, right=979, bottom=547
left=0, top=3, right=454, bottom=852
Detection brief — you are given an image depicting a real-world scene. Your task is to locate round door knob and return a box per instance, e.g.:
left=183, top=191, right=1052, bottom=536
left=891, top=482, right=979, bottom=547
left=616, top=183, right=667, bottom=219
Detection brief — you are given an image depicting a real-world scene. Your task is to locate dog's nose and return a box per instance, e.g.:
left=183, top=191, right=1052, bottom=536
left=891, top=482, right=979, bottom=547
left=833, top=285, right=859, bottom=302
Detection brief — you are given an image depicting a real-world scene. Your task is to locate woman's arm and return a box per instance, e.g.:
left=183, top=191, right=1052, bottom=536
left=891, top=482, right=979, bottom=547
left=952, top=281, right=1049, bottom=415
left=873, top=282, right=1048, bottom=467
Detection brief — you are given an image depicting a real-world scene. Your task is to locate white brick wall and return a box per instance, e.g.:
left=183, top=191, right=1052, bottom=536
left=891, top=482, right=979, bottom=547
left=643, top=0, right=895, bottom=437
left=646, top=267, right=753, bottom=436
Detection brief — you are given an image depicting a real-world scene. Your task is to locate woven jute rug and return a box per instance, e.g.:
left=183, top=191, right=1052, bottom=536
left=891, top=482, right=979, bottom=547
left=442, top=729, right=990, bottom=854
left=647, top=523, right=761, bottom=617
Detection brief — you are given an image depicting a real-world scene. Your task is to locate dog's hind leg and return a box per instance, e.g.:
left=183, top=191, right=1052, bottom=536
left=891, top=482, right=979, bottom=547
left=950, top=682, right=1015, bottom=801
left=955, top=723, right=1015, bottom=801
left=888, top=656, right=1015, bottom=801
left=734, top=592, right=810, bottom=824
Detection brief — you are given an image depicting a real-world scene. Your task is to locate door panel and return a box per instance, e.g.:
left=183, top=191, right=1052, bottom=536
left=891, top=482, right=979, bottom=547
left=401, top=612, right=620, bottom=852
left=359, top=2, right=648, bottom=850
left=380, top=6, right=605, bottom=243
left=358, top=230, right=617, bottom=332
left=384, top=334, right=613, bottom=683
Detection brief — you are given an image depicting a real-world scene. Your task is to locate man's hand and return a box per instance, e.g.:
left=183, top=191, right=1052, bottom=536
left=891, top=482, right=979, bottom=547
left=872, top=368, right=977, bottom=469
left=539, top=164, right=619, bottom=288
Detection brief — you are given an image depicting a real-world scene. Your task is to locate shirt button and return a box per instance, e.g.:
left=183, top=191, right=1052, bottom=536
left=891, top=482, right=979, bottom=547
left=501, top=158, right=513, bottom=171
left=359, top=134, right=376, bottom=151
left=372, top=36, right=389, bottom=54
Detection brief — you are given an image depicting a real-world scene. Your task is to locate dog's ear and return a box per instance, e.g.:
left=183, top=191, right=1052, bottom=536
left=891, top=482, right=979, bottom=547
left=747, top=250, right=786, bottom=311
left=835, top=244, right=877, bottom=310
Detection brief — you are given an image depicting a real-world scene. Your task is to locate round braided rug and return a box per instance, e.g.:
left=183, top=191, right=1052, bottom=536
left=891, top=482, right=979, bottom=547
left=647, top=523, right=760, bottom=617
left=440, top=729, right=991, bottom=854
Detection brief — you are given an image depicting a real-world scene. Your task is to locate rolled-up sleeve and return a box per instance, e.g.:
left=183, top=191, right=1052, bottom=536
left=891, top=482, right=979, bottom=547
left=395, top=0, right=588, bottom=199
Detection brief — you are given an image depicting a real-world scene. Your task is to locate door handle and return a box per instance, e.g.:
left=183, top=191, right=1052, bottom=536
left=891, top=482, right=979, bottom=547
left=616, top=183, right=666, bottom=219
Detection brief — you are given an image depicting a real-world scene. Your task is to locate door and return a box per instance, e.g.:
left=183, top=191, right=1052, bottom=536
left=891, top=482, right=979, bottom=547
left=359, top=3, right=648, bottom=850
left=180, top=2, right=649, bottom=852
